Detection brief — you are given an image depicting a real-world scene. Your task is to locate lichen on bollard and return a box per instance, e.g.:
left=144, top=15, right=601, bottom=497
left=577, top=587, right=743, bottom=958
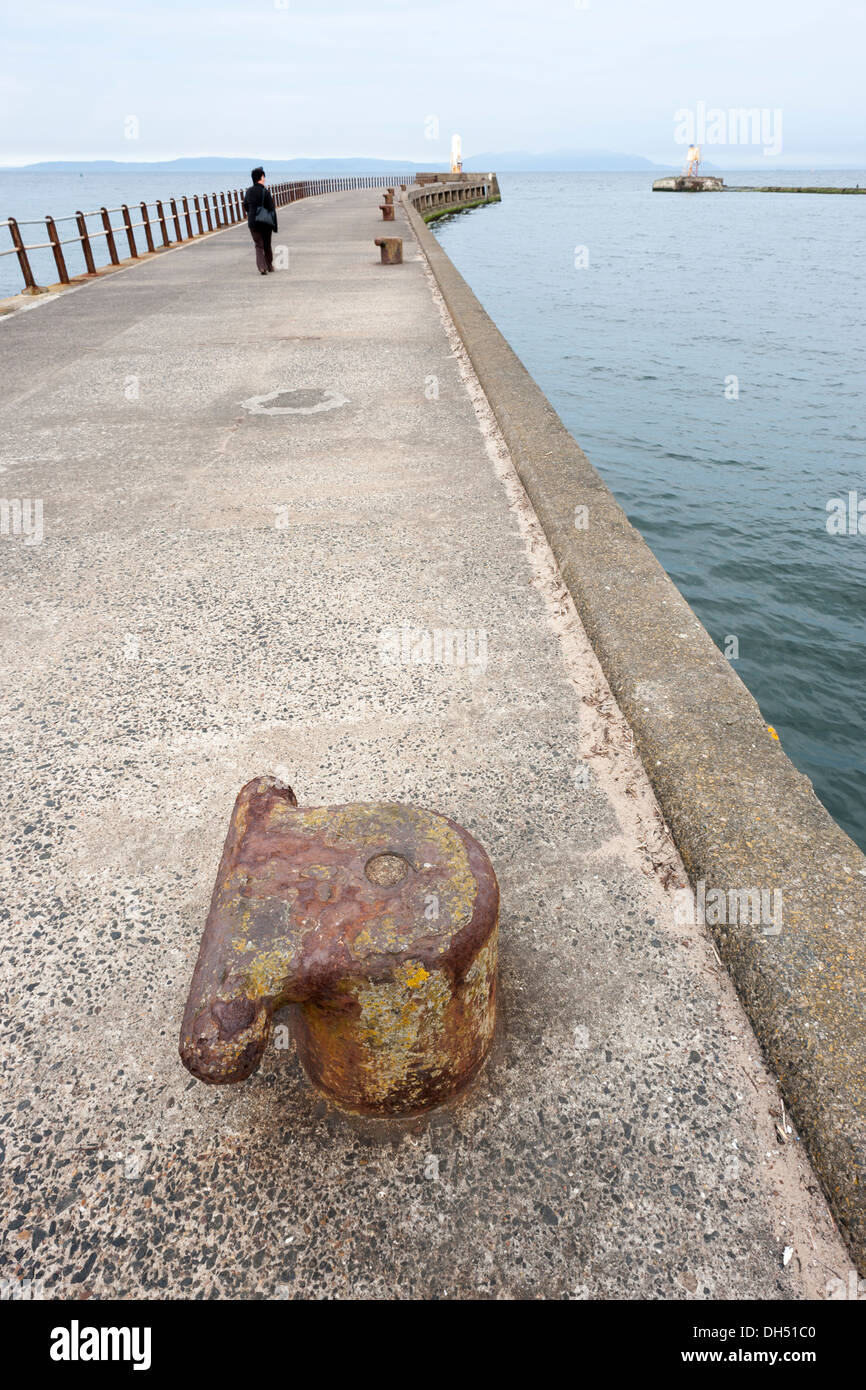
left=179, top=777, right=499, bottom=1115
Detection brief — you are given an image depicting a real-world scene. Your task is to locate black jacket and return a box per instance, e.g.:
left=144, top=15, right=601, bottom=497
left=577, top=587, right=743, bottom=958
left=243, top=183, right=278, bottom=233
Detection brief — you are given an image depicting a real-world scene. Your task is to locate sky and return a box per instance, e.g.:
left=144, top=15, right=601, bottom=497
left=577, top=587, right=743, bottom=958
left=1, top=0, right=865, bottom=168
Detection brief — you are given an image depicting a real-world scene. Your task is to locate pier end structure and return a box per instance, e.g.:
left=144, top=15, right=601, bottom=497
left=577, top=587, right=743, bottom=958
left=408, top=172, right=502, bottom=222
left=653, top=174, right=725, bottom=191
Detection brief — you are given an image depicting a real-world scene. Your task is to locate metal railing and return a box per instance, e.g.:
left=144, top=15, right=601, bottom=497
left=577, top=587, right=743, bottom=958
left=0, top=175, right=416, bottom=294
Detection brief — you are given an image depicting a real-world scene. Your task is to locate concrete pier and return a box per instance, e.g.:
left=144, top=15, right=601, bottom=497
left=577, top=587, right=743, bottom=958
left=0, top=188, right=855, bottom=1298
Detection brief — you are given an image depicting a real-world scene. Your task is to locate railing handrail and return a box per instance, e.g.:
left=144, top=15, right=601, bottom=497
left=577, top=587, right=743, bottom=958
left=1, top=174, right=417, bottom=293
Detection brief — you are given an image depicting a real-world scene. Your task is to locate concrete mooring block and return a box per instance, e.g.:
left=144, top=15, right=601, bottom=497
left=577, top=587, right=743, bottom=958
left=179, top=777, right=499, bottom=1115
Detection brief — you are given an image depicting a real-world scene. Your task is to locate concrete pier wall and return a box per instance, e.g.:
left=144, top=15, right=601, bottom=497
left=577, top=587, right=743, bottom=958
left=407, top=173, right=501, bottom=222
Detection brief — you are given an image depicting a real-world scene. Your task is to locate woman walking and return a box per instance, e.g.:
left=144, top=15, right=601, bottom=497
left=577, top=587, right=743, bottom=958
left=243, top=167, right=278, bottom=275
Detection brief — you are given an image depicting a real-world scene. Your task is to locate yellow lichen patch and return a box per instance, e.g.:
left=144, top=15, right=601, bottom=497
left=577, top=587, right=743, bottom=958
left=294, top=927, right=498, bottom=1113
left=420, top=812, right=478, bottom=930
left=243, top=942, right=298, bottom=999
left=344, top=965, right=453, bottom=1105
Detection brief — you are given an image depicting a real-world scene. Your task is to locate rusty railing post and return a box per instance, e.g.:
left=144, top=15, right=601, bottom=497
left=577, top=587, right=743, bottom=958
left=46, top=216, right=70, bottom=283
left=101, top=207, right=120, bottom=264
left=211, top=192, right=220, bottom=227
left=220, top=191, right=228, bottom=225
left=182, top=195, right=193, bottom=238
left=203, top=195, right=213, bottom=231
left=193, top=195, right=204, bottom=234
left=169, top=197, right=183, bottom=240
left=155, top=200, right=170, bottom=247
left=8, top=218, right=37, bottom=291
left=75, top=211, right=97, bottom=274
left=139, top=202, right=155, bottom=253
left=121, top=204, right=138, bottom=257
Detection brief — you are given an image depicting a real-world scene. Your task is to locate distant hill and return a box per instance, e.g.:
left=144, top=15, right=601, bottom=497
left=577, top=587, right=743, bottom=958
left=0, top=157, right=446, bottom=174
left=1, top=150, right=671, bottom=175
left=463, top=149, right=669, bottom=172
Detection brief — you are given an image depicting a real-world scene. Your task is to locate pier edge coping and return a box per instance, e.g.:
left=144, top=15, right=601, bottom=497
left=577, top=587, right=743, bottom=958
left=402, top=191, right=866, bottom=1273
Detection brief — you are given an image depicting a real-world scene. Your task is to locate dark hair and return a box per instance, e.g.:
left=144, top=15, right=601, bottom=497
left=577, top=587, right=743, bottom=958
left=251, top=166, right=265, bottom=182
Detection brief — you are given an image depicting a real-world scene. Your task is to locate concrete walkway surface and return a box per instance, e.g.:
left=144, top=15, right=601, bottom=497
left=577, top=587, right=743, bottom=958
left=0, top=189, right=853, bottom=1299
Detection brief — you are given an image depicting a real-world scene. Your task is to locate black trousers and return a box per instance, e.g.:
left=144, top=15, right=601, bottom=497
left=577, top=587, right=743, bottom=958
left=250, top=225, right=273, bottom=272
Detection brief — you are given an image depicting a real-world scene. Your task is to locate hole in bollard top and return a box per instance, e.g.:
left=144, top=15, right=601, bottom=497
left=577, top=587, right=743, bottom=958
left=364, top=852, right=411, bottom=887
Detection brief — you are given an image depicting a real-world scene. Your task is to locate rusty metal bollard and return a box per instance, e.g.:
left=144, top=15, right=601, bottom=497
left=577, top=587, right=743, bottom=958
left=383, top=190, right=395, bottom=204
left=179, top=778, right=499, bottom=1115
left=400, top=184, right=407, bottom=192
left=374, top=237, right=403, bottom=265
left=379, top=202, right=395, bottom=221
